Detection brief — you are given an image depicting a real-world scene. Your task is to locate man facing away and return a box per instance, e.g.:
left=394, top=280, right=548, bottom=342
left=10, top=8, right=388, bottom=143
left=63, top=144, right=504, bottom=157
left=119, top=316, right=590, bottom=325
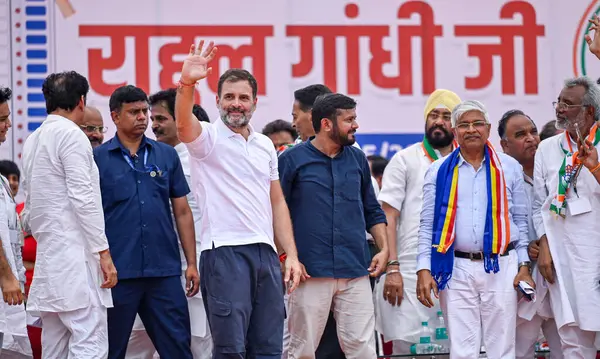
left=533, top=76, right=600, bottom=357
left=498, top=110, right=563, bottom=359
left=374, top=89, right=460, bottom=354
left=416, top=100, right=534, bottom=359
left=21, top=71, right=118, bottom=358
left=174, top=40, right=304, bottom=359
left=279, top=93, right=389, bottom=359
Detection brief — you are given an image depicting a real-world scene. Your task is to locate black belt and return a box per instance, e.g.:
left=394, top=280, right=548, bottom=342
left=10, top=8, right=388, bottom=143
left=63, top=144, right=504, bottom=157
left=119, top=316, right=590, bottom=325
left=454, top=242, right=515, bottom=260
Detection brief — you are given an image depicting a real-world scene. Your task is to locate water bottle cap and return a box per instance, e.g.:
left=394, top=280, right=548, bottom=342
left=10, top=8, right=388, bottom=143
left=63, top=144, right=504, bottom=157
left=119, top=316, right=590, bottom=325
left=437, top=311, right=443, bottom=316
left=421, top=321, right=428, bottom=326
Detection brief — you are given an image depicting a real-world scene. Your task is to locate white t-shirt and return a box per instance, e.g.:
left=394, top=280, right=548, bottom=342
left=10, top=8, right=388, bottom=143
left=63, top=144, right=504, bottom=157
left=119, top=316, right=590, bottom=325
left=184, top=120, right=279, bottom=252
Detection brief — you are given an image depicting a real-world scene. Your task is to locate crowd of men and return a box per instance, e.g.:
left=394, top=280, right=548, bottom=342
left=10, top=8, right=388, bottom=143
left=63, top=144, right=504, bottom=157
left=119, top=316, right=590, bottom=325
left=0, top=31, right=597, bottom=359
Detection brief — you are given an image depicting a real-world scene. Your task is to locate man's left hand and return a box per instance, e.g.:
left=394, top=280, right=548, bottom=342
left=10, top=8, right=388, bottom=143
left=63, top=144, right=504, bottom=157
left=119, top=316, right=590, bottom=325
left=577, top=138, right=599, bottom=170
left=185, top=265, right=200, bottom=297
left=513, top=266, right=536, bottom=290
left=368, top=249, right=389, bottom=277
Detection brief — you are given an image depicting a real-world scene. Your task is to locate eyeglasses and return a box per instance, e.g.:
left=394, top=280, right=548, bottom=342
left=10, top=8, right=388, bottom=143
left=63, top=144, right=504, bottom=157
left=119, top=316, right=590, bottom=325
left=455, top=121, right=487, bottom=130
left=80, top=125, right=108, bottom=133
left=429, top=112, right=452, bottom=122
left=552, top=101, right=586, bottom=111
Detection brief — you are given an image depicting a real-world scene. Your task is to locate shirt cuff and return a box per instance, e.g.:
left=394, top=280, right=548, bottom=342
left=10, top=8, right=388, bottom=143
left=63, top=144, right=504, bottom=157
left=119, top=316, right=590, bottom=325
left=416, top=257, right=431, bottom=272
left=517, top=247, right=530, bottom=263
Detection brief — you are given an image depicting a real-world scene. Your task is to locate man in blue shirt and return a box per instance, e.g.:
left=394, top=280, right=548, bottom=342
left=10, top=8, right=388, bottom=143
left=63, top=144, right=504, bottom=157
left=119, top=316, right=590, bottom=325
left=279, top=93, right=388, bottom=358
left=94, top=85, right=199, bottom=359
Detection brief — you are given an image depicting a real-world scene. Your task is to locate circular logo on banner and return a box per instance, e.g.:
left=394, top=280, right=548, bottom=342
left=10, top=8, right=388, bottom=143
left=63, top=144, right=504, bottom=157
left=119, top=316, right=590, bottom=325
left=574, top=0, right=600, bottom=77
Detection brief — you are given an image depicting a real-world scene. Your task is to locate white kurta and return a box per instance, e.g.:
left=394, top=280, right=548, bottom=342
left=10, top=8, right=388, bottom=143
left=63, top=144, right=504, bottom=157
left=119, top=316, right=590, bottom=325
left=21, top=114, right=112, bottom=314
left=373, top=143, right=439, bottom=343
left=0, top=175, right=30, bottom=358
left=517, top=174, right=553, bottom=321
left=532, top=133, right=600, bottom=332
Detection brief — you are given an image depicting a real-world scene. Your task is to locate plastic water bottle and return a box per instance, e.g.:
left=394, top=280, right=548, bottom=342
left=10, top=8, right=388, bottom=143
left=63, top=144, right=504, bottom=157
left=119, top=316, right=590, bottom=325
left=410, top=322, right=436, bottom=354
left=435, top=311, right=449, bottom=353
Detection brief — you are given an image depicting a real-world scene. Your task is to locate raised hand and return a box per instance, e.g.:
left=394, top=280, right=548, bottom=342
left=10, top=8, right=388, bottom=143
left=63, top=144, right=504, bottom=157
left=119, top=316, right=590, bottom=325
left=585, top=16, right=600, bottom=60
left=180, top=40, right=218, bottom=85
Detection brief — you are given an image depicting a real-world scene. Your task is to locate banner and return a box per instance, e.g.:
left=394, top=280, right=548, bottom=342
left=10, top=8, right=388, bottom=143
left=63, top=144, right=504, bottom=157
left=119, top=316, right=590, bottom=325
left=3, top=0, right=600, bottom=162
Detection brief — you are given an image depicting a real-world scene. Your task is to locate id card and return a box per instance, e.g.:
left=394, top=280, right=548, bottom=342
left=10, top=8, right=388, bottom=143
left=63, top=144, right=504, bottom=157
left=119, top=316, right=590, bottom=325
left=568, top=197, right=592, bottom=216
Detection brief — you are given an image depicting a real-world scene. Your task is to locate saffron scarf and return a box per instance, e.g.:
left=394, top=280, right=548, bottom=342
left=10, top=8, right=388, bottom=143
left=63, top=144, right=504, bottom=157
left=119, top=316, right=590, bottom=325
left=431, top=142, right=511, bottom=290
left=550, top=123, right=600, bottom=217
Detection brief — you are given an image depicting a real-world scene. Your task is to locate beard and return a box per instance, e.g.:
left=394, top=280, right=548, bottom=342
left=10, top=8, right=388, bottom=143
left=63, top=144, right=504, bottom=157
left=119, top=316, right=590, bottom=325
left=556, top=111, right=586, bottom=132
left=425, top=125, right=454, bottom=148
left=219, top=106, right=253, bottom=128
left=331, top=123, right=356, bottom=146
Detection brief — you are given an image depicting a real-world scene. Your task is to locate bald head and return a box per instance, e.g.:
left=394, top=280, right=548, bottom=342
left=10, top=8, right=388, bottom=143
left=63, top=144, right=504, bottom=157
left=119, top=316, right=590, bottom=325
left=82, top=106, right=105, bottom=148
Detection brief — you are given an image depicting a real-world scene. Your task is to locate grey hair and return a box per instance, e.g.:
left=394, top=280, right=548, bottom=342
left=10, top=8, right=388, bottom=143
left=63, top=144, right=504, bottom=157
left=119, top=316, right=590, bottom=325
left=564, top=76, right=600, bottom=121
left=451, top=100, right=490, bottom=128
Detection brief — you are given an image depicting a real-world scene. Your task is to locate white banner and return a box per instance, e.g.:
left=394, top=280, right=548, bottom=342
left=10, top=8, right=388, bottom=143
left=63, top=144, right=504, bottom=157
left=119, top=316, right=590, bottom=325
left=3, top=0, right=600, bottom=162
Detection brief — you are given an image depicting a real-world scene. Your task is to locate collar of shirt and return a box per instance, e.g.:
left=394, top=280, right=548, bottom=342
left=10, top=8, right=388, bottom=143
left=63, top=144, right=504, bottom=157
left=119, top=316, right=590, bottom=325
left=305, top=138, right=352, bottom=159
left=106, top=134, right=153, bottom=155
left=216, top=118, right=258, bottom=141
left=524, top=173, right=534, bottom=186
left=457, top=152, right=486, bottom=169
left=43, top=114, right=79, bottom=129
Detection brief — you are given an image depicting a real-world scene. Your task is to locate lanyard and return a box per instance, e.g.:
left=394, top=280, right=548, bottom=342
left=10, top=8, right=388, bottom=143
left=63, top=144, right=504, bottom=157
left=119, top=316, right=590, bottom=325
left=122, top=148, right=162, bottom=177
left=523, top=175, right=533, bottom=187
left=562, top=133, right=584, bottom=197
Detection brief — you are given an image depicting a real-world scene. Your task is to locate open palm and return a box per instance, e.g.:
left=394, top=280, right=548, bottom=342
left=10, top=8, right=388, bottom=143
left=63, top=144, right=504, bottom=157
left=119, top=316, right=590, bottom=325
left=586, top=16, right=600, bottom=60
left=180, top=40, right=218, bottom=84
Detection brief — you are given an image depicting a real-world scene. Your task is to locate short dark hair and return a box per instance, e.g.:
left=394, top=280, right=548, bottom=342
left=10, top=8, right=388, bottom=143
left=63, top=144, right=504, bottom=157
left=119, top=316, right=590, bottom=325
left=217, top=69, right=258, bottom=99
left=192, top=104, right=210, bottom=123
left=497, top=109, right=533, bottom=139
left=367, top=155, right=389, bottom=177
left=294, top=84, right=332, bottom=112
left=540, top=120, right=559, bottom=141
left=311, top=93, right=357, bottom=133
left=0, top=160, right=20, bottom=181
left=262, top=119, right=298, bottom=139
left=42, top=71, right=89, bottom=113
left=109, top=85, right=148, bottom=112
left=149, top=88, right=176, bottom=119
left=0, top=87, right=12, bottom=104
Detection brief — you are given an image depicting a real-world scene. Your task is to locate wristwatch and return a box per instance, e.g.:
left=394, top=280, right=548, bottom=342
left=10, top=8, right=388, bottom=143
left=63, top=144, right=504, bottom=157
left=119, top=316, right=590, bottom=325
left=518, top=261, right=532, bottom=271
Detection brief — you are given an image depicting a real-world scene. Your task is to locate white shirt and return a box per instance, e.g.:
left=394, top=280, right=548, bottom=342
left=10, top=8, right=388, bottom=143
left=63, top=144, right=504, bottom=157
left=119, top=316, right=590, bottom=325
left=532, top=133, right=600, bottom=331
left=21, top=114, right=112, bottom=313
left=184, top=119, right=278, bottom=252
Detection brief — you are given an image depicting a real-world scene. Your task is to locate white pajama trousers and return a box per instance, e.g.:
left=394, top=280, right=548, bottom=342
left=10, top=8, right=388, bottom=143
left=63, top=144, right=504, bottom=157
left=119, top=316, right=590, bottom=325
left=287, top=276, right=376, bottom=359
left=515, top=315, right=562, bottom=359
left=438, top=252, right=518, bottom=359
left=557, top=325, right=597, bottom=359
left=39, top=288, right=108, bottom=359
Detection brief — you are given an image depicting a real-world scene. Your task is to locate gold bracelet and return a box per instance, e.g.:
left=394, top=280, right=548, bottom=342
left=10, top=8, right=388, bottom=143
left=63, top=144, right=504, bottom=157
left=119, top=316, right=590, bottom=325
left=590, top=162, right=600, bottom=174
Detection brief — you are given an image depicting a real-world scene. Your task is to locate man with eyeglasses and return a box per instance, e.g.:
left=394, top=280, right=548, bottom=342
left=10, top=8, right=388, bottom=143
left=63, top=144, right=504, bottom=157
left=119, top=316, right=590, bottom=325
left=497, top=110, right=563, bottom=358
left=81, top=106, right=107, bottom=148
left=374, top=89, right=460, bottom=355
left=533, top=76, right=600, bottom=357
left=416, top=100, right=533, bottom=359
